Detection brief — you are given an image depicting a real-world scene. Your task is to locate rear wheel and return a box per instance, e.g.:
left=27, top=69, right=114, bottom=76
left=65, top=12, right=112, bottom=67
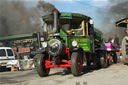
left=71, top=52, right=83, bottom=76
left=36, top=54, right=50, bottom=77
left=107, top=54, right=112, bottom=66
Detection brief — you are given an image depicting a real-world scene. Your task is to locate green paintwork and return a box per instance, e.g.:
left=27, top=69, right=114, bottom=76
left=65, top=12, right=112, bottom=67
left=59, top=29, right=69, bottom=46
left=69, top=37, right=91, bottom=52
left=59, top=12, right=90, bottom=20
left=42, top=12, right=91, bottom=22
left=59, top=29, right=92, bottom=52
left=94, top=29, right=104, bottom=42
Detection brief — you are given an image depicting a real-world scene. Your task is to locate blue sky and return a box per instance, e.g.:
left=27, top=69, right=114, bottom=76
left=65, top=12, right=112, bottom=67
left=25, top=0, right=108, bottom=28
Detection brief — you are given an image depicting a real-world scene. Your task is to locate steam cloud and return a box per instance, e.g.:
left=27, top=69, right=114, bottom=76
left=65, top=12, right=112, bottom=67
left=0, top=0, right=56, bottom=37
left=98, top=0, right=128, bottom=41
left=37, top=0, right=56, bottom=15
left=0, top=0, right=42, bottom=37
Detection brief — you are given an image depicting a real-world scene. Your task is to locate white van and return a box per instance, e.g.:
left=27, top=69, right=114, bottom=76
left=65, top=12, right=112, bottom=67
left=0, top=47, right=15, bottom=68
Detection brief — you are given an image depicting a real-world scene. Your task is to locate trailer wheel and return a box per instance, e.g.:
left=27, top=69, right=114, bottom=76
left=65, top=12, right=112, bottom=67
left=107, top=54, right=112, bottom=65
left=100, top=53, right=108, bottom=68
left=71, top=52, right=82, bottom=76
left=36, top=54, right=50, bottom=77
left=113, top=52, right=117, bottom=64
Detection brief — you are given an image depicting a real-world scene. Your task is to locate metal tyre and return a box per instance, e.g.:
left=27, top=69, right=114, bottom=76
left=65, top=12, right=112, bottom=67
left=100, top=54, right=108, bottom=68
left=36, top=54, right=50, bottom=77
left=71, top=52, right=83, bottom=76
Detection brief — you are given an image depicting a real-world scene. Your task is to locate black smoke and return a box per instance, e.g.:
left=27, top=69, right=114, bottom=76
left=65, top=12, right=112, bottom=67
left=0, top=0, right=57, bottom=37
left=98, top=0, right=128, bottom=41
left=0, top=0, right=41, bottom=37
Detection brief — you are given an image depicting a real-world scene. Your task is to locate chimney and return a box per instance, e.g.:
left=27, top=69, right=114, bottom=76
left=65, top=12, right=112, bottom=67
left=53, top=9, right=59, bottom=33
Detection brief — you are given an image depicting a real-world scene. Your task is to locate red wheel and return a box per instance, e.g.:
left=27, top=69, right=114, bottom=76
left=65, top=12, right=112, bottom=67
left=71, top=52, right=83, bottom=76
left=77, top=56, right=82, bottom=72
left=105, top=54, right=107, bottom=65
left=107, top=53, right=112, bottom=65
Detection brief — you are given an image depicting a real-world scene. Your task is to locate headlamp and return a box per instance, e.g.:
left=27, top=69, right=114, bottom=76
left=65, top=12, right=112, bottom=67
left=42, top=42, right=47, bottom=48
left=72, top=40, right=78, bottom=47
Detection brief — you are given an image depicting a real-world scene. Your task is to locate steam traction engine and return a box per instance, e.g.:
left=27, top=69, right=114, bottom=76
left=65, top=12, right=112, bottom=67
left=34, top=10, right=109, bottom=77
left=116, top=18, right=128, bottom=63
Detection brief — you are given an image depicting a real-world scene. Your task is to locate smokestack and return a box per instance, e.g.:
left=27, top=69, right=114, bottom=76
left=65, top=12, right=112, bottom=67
left=53, top=10, right=59, bottom=33
left=97, top=0, right=128, bottom=40
left=37, top=32, right=41, bottom=48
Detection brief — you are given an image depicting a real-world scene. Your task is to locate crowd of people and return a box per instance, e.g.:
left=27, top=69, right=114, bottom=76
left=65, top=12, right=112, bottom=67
left=105, top=34, right=120, bottom=50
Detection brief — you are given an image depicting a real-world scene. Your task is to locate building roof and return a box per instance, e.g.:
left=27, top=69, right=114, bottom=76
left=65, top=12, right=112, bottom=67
left=0, top=34, right=35, bottom=41
left=116, top=17, right=128, bottom=28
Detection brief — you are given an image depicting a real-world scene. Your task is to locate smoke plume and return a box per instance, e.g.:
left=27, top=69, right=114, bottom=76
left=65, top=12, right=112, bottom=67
left=37, top=0, right=56, bottom=16
left=0, top=0, right=41, bottom=37
left=98, top=0, right=128, bottom=41
left=0, top=0, right=56, bottom=37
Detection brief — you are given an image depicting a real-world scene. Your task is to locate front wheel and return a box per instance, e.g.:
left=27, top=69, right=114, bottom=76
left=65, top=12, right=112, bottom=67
left=71, top=52, right=83, bottom=76
left=35, top=54, right=50, bottom=77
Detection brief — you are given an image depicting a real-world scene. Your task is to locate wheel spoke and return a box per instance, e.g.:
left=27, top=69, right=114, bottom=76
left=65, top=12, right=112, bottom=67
left=77, top=56, right=82, bottom=72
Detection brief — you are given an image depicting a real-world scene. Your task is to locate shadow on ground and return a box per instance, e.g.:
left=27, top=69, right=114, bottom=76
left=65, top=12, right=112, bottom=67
left=49, top=65, right=105, bottom=76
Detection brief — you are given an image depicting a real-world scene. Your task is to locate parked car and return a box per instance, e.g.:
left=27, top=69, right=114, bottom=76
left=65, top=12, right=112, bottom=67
left=0, top=47, right=15, bottom=71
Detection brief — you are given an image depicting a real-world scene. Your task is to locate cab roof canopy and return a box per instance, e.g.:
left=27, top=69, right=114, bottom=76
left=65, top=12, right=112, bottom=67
left=116, top=18, right=128, bottom=28
left=42, top=12, right=91, bottom=23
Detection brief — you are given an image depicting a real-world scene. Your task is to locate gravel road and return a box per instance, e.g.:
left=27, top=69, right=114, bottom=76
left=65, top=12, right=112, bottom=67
left=1, top=63, right=128, bottom=85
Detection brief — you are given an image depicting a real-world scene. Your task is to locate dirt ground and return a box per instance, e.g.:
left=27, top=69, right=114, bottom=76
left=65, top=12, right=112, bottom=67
left=1, top=63, right=128, bottom=85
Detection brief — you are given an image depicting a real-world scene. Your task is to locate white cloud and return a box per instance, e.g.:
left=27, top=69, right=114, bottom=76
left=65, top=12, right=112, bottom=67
left=91, top=0, right=108, bottom=7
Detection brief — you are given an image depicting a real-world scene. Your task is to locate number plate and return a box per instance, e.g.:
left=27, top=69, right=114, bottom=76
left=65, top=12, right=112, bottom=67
left=0, top=62, right=7, bottom=66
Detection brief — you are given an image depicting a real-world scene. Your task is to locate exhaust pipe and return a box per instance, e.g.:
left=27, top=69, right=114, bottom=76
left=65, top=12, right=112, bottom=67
left=33, top=32, right=41, bottom=48
left=37, top=32, right=41, bottom=48
left=53, top=10, right=59, bottom=33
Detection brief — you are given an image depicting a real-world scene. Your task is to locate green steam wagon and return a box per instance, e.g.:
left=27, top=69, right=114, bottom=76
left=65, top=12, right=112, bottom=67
left=34, top=10, right=108, bottom=77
